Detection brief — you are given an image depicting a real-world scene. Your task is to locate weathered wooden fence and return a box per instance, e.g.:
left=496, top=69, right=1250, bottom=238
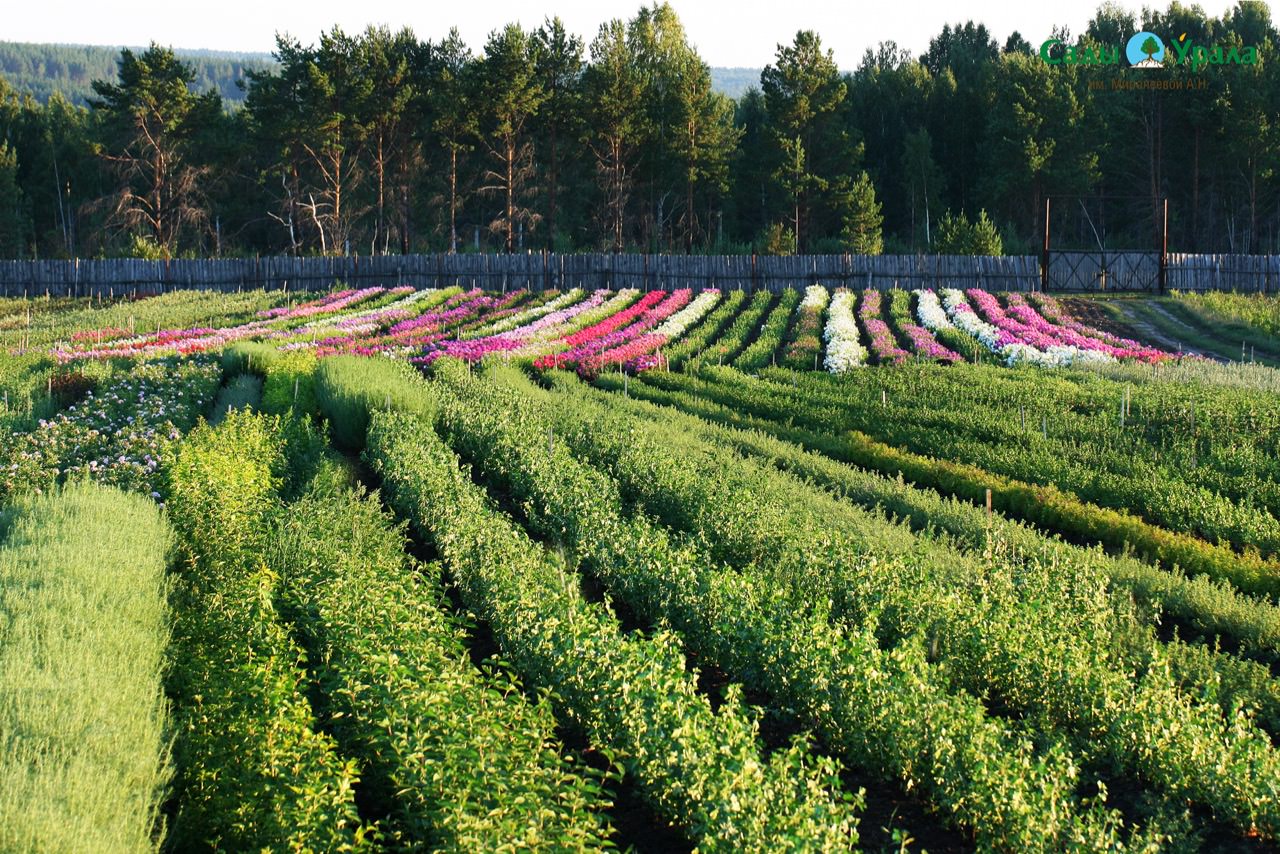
left=0, top=253, right=1040, bottom=297
left=0, top=251, right=1273, bottom=297
left=1166, top=253, right=1280, bottom=292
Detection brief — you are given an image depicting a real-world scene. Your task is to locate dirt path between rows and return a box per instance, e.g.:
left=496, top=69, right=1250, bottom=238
left=1110, top=300, right=1228, bottom=361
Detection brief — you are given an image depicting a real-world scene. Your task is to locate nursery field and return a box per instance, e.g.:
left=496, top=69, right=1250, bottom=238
left=2, top=283, right=1280, bottom=852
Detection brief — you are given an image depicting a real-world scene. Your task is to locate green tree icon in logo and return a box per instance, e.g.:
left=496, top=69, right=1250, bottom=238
left=1141, top=35, right=1160, bottom=61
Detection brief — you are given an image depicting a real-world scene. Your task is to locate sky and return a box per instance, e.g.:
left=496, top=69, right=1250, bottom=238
left=3, top=0, right=1253, bottom=68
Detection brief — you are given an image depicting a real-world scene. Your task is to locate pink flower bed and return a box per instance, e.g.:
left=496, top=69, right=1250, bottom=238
left=534, top=290, right=690, bottom=372
left=857, top=290, right=909, bottom=365
left=1026, top=293, right=1169, bottom=362
left=966, top=289, right=1070, bottom=351
left=1003, top=293, right=1169, bottom=362
left=414, top=290, right=612, bottom=365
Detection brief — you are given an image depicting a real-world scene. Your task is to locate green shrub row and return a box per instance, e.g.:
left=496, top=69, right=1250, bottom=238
left=659, top=288, right=746, bottom=370
left=759, top=360, right=1280, bottom=558
left=594, top=369, right=1280, bottom=668
left=436, top=362, right=1143, bottom=851
left=0, top=483, right=172, bottom=854
left=731, top=288, right=799, bottom=372
left=506, top=366, right=1280, bottom=841
left=268, top=461, right=617, bottom=849
left=365, top=393, right=858, bottom=850
left=163, top=412, right=369, bottom=851
left=667, top=365, right=1280, bottom=601
left=688, top=290, right=774, bottom=368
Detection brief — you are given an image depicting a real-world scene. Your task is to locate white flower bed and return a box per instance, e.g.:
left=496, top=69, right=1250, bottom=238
left=800, top=284, right=829, bottom=311
left=822, top=290, right=866, bottom=373
left=913, top=289, right=955, bottom=331
left=654, top=289, right=721, bottom=338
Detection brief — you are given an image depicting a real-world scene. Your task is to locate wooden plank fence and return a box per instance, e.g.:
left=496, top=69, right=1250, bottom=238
left=0, top=253, right=1042, bottom=298
left=1, top=251, right=1274, bottom=297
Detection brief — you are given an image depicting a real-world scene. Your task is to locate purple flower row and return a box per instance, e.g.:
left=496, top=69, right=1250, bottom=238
left=858, top=290, right=910, bottom=365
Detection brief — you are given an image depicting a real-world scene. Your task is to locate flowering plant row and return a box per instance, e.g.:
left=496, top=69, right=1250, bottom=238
left=942, top=289, right=1113, bottom=367
left=463, top=288, right=584, bottom=338
left=1003, top=293, right=1169, bottom=363
left=532, top=290, right=669, bottom=370
left=0, top=357, right=221, bottom=500
left=780, top=285, right=829, bottom=370
left=822, top=290, right=866, bottom=372
left=1026, top=292, right=1170, bottom=360
left=556, top=290, right=694, bottom=375
left=622, top=289, right=723, bottom=373
left=857, top=290, right=909, bottom=365
left=886, top=290, right=960, bottom=362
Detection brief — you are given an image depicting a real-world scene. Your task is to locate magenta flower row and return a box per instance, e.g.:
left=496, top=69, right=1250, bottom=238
left=857, top=290, right=910, bottom=365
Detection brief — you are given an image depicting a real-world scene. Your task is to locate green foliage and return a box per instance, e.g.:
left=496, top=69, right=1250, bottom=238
left=841, top=171, right=883, bottom=255
left=126, top=233, right=168, bottom=260
left=543, top=366, right=1280, bottom=842
left=260, top=350, right=318, bottom=416
left=0, top=483, right=172, bottom=854
left=447, top=363, right=1139, bottom=849
left=758, top=222, right=797, bottom=255
left=314, top=354, right=434, bottom=451
left=732, top=287, right=799, bottom=371
left=365, top=374, right=858, bottom=849
left=692, top=289, right=773, bottom=367
left=164, top=410, right=369, bottom=851
left=1174, top=290, right=1280, bottom=337
left=589, top=365, right=1280, bottom=670
left=935, top=208, right=1003, bottom=255
left=208, top=373, right=262, bottom=426
left=660, top=288, right=746, bottom=370
left=270, top=469, right=616, bottom=849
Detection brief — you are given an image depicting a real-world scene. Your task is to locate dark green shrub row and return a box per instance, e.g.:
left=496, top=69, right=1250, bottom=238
left=660, top=288, right=746, bottom=370
left=732, top=288, right=800, bottom=372
left=689, top=290, right=774, bottom=368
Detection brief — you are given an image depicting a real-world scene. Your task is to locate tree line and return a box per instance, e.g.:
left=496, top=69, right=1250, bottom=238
left=0, top=1, right=1275, bottom=260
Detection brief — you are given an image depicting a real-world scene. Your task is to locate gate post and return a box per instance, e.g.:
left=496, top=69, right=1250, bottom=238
left=1158, top=198, right=1169, bottom=293
left=1041, top=197, right=1051, bottom=291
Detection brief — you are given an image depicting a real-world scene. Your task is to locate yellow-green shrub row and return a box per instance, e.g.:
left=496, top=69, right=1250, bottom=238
left=0, top=484, right=172, bottom=854
left=269, top=465, right=617, bottom=849
left=163, top=412, right=369, bottom=851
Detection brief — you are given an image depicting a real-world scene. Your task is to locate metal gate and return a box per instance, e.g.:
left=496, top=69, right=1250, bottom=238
left=1046, top=251, right=1161, bottom=291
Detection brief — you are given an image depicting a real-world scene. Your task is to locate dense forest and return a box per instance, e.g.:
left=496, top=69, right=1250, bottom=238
left=0, top=1, right=1275, bottom=260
